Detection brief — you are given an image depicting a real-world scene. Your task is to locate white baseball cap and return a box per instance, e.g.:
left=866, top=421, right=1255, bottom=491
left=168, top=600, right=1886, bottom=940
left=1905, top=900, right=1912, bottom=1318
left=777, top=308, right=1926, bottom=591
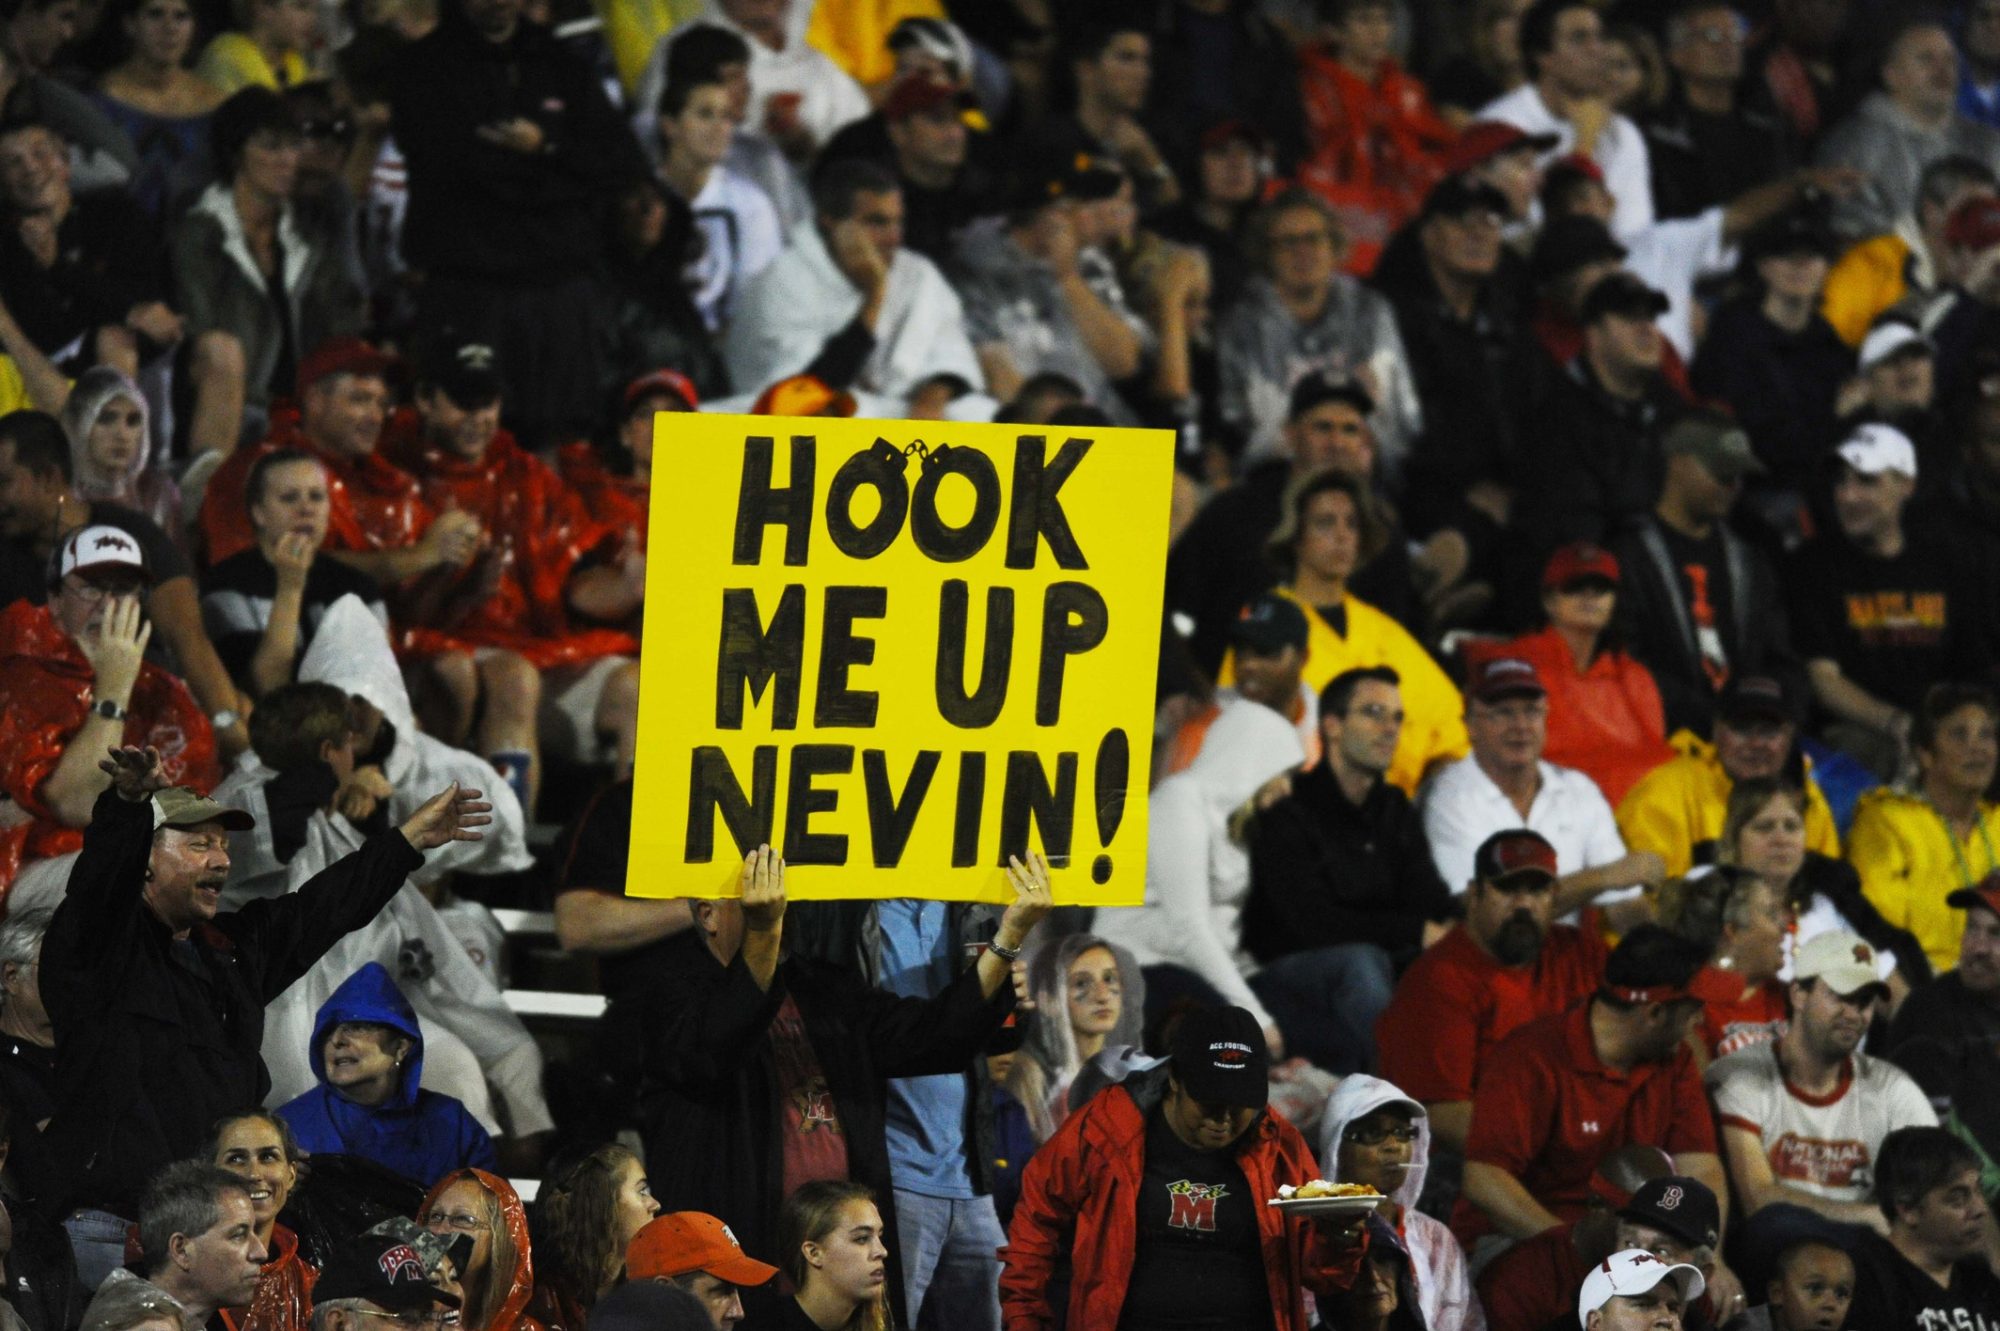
left=1578, top=1249, right=1705, bottom=1328
left=1792, top=930, right=1889, bottom=998
left=1835, top=422, right=1918, bottom=480
left=1858, top=321, right=1933, bottom=373
left=51, top=523, right=150, bottom=587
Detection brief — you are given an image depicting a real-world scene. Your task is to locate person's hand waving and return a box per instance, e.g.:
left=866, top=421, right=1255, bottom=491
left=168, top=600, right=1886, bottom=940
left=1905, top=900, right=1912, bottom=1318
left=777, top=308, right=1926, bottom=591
left=396, top=783, right=492, bottom=851
left=742, top=844, right=786, bottom=934
left=98, top=745, right=168, bottom=802
left=996, top=850, right=1054, bottom=953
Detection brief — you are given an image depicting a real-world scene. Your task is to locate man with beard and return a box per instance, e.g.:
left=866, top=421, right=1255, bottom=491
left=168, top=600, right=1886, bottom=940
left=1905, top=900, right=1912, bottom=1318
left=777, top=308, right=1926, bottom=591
left=1847, top=1127, right=2000, bottom=1331
left=1708, top=931, right=1935, bottom=1230
left=1888, top=875, right=2000, bottom=1188
left=1377, top=830, right=1608, bottom=1153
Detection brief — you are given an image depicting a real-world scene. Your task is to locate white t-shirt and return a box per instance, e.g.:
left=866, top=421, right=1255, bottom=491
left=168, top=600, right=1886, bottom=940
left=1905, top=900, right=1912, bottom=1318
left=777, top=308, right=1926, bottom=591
left=1623, top=207, right=1735, bottom=360
left=1478, top=83, right=1655, bottom=239
left=1420, top=755, right=1630, bottom=899
left=1707, top=1040, right=1937, bottom=1202
left=684, top=165, right=783, bottom=330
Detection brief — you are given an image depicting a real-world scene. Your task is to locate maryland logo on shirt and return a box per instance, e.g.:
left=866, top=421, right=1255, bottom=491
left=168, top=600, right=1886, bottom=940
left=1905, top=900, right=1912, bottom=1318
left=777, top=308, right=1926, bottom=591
left=1166, top=1179, right=1229, bottom=1232
left=791, top=1077, right=840, bottom=1135
left=1769, top=1133, right=1871, bottom=1190
left=1842, top=590, right=1948, bottom=646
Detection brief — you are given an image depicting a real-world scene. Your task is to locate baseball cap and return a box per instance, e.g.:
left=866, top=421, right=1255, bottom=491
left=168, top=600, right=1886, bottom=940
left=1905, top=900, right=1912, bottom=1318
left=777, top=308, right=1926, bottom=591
left=1547, top=151, right=1605, bottom=186
left=1474, top=828, right=1558, bottom=883
left=1662, top=413, right=1765, bottom=482
left=1442, top=120, right=1558, bottom=175
left=1716, top=674, right=1793, bottom=727
left=1419, top=175, right=1510, bottom=223
left=1947, top=870, right=2000, bottom=919
left=1543, top=542, right=1620, bottom=590
left=751, top=374, right=857, bottom=418
left=1857, top=322, right=1934, bottom=374
left=1835, top=421, right=1919, bottom=480
left=1745, top=206, right=1839, bottom=263
left=1618, top=1176, right=1720, bottom=1250
left=1792, top=930, right=1889, bottom=999
left=1578, top=1249, right=1705, bottom=1328
left=52, top=523, right=150, bottom=586
left=627, top=1213, right=779, bottom=1287
left=624, top=368, right=699, bottom=413
left=1467, top=656, right=1546, bottom=704
left=882, top=74, right=975, bottom=123
left=1945, top=195, right=2000, bottom=252
left=1228, top=592, right=1309, bottom=656
left=312, top=1233, right=461, bottom=1313
left=1029, top=149, right=1126, bottom=206
left=1168, top=1006, right=1270, bottom=1109
left=422, top=337, right=504, bottom=409
left=887, top=16, right=973, bottom=79
left=152, top=786, right=256, bottom=832
left=1287, top=370, right=1375, bottom=421
left=297, top=336, right=392, bottom=397
left=1530, top=215, right=1627, bottom=283
left=1581, top=271, right=1670, bottom=325
left=1200, top=118, right=1269, bottom=155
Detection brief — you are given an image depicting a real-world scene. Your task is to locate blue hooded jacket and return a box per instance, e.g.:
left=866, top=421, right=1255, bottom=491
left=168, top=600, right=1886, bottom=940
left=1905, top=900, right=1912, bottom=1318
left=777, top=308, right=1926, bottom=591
left=275, top=962, right=497, bottom=1188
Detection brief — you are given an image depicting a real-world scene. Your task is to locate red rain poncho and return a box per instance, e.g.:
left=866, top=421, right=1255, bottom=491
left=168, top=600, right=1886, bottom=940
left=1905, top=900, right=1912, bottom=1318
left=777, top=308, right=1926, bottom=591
left=222, top=1224, right=318, bottom=1331
left=420, top=1170, right=544, bottom=1331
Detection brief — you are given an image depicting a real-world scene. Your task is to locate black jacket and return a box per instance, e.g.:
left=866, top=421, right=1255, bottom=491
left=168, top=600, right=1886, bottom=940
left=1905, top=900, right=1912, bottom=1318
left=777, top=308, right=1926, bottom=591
left=388, top=5, right=646, bottom=281
left=1512, top=359, right=1684, bottom=560
left=38, top=788, right=421, bottom=1215
left=1688, top=295, right=1852, bottom=495
left=638, top=930, right=1014, bottom=1322
left=1243, top=761, right=1455, bottom=962
left=1886, top=970, right=2000, bottom=1152
left=1639, top=82, right=1797, bottom=222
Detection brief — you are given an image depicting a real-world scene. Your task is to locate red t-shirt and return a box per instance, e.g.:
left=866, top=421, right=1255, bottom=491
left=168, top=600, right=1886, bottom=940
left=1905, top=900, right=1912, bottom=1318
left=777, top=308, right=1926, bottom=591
left=1689, top=966, right=1788, bottom=1060
left=770, top=993, right=849, bottom=1201
left=1453, top=1003, right=1718, bottom=1245
left=1377, top=923, right=1608, bottom=1103
left=1475, top=1220, right=1584, bottom=1331
left=1466, top=628, right=1673, bottom=806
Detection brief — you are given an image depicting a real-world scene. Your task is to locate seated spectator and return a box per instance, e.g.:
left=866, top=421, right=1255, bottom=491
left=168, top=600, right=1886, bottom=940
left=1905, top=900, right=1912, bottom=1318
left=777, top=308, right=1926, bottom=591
left=1821, top=155, right=1994, bottom=347
left=1523, top=216, right=1681, bottom=387
left=385, top=339, right=644, bottom=811
left=1480, top=0, right=1655, bottom=238
left=1656, top=867, right=1790, bottom=1059
left=1709, top=931, right=1935, bottom=1230
left=1009, top=933, right=1144, bottom=1143
left=864, top=74, right=988, bottom=265
left=1020, top=18, right=1180, bottom=216
left=1143, top=0, right=1306, bottom=182
left=654, top=67, right=780, bottom=332
left=1602, top=25, right=1667, bottom=122
left=623, top=1210, right=778, bottom=1330
left=1618, top=676, right=1838, bottom=876
left=61, top=367, right=179, bottom=545
left=1887, top=876, right=2000, bottom=1193
left=644, top=23, right=806, bottom=234
left=88, top=0, right=225, bottom=220
left=173, top=87, right=366, bottom=444
left=1000, top=1007, right=1352, bottom=1330
left=1244, top=665, right=1456, bottom=1073
left=1296, top=0, right=1453, bottom=275
left=1377, top=829, right=1608, bottom=1153
left=1454, top=926, right=1725, bottom=1249
left=600, top=176, right=728, bottom=407
left=813, top=17, right=978, bottom=165
left=1319, top=1077, right=1481, bottom=1331
left=1641, top=2, right=1799, bottom=222
left=1848, top=683, right=2000, bottom=976
left=728, top=158, right=981, bottom=406
left=205, top=1109, right=310, bottom=1331
left=293, top=1230, right=460, bottom=1331
left=195, top=0, right=316, bottom=95
left=1160, top=593, right=1314, bottom=778
left=1928, top=357, right=2000, bottom=576
left=1152, top=119, right=1269, bottom=318
left=949, top=153, right=1145, bottom=423
left=1791, top=427, right=1987, bottom=776
left=416, top=1170, right=536, bottom=1331
left=200, top=448, right=387, bottom=698
left=1216, top=189, right=1420, bottom=468
left=1095, top=698, right=1303, bottom=1054
left=1578, top=1248, right=1711, bottom=1331
left=1750, top=1235, right=1856, bottom=1331
left=135, top=1163, right=265, bottom=1328
left=1223, top=471, right=1468, bottom=794
left=526, top=1143, right=660, bottom=1331
left=774, top=1182, right=892, bottom=1331
left=0, top=904, right=55, bottom=1128
left=79, top=1274, right=186, bottom=1331
left=1845, top=1127, right=2000, bottom=1330
left=1609, top=414, right=1796, bottom=737
left=0, top=524, right=217, bottom=891
left=557, top=371, right=693, bottom=615
left=1430, top=0, right=1532, bottom=124
left=1816, top=20, right=2000, bottom=242
left=1423, top=658, right=1663, bottom=923
left=1847, top=325, right=1945, bottom=477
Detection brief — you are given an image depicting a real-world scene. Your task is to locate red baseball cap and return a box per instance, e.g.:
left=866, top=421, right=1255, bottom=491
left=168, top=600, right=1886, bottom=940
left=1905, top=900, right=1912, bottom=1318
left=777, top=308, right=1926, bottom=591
left=1473, top=829, right=1558, bottom=883
left=1946, top=196, right=2000, bottom=252
left=626, top=1214, right=778, bottom=1287
left=882, top=73, right=976, bottom=123
left=298, top=336, right=392, bottom=397
left=1443, top=120, right=1558, bottom=175
left=1550, top=151, right=1605, bottom=184
left=1543, top=542, right=1620, bottom=589
left=1948, top=871, right=2000, bottom=919
left=623, top=368, right=699, bottom=412
left=1467, top=656, right=1545, bottom=704
left=1200, top=118, right=1269, bottom=155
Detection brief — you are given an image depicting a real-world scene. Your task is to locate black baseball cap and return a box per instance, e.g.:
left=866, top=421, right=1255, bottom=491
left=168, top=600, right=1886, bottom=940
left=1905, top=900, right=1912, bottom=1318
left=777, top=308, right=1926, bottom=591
left=1024, top=148, right=1126, bottom=209
left=315, top=1234, right=461, bottom=1313
left=1287, top=371, right=1374, bottom=420
left=1530, top=214, right=1627, bottom=283
left=1228, top=592, right=1309, bottom=655
left=1717, top=674, right=1793, bottom=727
left=1420, top=175, right=1510, bottom=223
left=1581, top=271, right=1670, bottom=325
left=1168, top=1006, right=1269, bottom=1109
left=1745, top=205, right=1839, bottom=263
left=1619, top=1175, right=1721, bottom=1251
left=420, top=336, right=504, bottom=410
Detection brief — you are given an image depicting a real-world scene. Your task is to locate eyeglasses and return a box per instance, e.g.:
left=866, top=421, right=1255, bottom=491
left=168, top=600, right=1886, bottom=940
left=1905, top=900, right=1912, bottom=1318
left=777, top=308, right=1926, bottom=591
left=420, top=1212, right=489, bottom=1234
left=64, top=578, right=146, bottom=602
left=1343, top=1123, right=1419, bottom=1146
left=301, top=117, right=355, bottom=141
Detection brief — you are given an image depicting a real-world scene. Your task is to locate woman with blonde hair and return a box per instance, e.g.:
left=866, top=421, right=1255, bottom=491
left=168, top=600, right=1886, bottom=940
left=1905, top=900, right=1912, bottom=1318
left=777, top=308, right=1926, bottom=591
left=1010, top=933, right=1146, bottom=1141
left=773, top=1181, right=889, bottom=1331
left=1656, top=867, right=1790, bottom=1062
left=419, top=1170, right=543, bottom=1331
left=526, top=1143, right=659, bottom=1331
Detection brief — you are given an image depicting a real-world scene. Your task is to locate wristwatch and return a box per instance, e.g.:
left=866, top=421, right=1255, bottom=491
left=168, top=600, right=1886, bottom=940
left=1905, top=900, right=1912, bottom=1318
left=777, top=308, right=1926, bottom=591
left=211, top=708, right=240, bottom=730
left=92, top=698, right=128, bottom=724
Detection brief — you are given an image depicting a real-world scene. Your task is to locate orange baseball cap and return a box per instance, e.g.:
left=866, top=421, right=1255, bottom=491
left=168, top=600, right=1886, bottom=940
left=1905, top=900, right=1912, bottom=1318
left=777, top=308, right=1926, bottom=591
left=626, top=1213, right=778, bottom=1287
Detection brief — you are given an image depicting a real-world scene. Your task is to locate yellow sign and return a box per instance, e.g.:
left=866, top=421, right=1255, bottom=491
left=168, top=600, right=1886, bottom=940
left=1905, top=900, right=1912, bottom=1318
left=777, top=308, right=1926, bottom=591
left=628, top=414, right=1173, bottom=904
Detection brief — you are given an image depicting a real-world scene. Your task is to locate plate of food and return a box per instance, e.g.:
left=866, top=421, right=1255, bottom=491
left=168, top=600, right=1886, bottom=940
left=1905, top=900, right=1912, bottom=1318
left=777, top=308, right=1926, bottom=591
left=1266, top=1181, right=1389, bottom=1218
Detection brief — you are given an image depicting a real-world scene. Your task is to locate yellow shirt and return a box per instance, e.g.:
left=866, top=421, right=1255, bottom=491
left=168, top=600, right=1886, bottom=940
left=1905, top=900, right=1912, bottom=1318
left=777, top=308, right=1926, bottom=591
left=1221, top=585, right=1467, bottom=795
left=195, top=33, right=307, bottom=95
left=806, top=0, right=946, bottom=87
left=595, top=0, right=699, bottom=95
left=1820, top=232, right=1913, bottom=347
left=1847, top=789, right=2000, bottom=974
left=0, top=357, right=33, bottom=415
left=1616, top=739, right=1841, bottom=878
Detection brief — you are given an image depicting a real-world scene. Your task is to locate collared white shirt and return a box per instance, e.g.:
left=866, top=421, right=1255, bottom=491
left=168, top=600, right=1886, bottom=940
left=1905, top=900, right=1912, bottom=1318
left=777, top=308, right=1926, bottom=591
left=1420, top=754, right=1630, bottom=900
left=1478, top=83, right=1655, bottom=239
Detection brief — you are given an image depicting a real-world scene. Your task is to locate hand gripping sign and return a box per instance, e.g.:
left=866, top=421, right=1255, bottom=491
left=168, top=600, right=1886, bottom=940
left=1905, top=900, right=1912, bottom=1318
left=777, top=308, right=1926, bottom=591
left=629, top=414, right=1174, bottom=904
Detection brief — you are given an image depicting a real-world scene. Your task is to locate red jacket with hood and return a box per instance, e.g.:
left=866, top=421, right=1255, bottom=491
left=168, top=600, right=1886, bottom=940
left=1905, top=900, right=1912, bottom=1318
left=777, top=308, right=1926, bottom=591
left=999, top=1065, right=1359, bottom=1331
left=419, top=1169, right=544, bottom=1331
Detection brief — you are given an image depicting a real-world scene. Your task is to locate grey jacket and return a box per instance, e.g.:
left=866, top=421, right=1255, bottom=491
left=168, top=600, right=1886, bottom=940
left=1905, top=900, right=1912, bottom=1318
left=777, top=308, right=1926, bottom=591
left=1816, top=92, right=2000, bottom=239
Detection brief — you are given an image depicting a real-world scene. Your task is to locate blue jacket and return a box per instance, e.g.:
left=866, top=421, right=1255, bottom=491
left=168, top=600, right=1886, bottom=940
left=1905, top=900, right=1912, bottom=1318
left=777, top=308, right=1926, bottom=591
left=275, top=962, right=496, bottom=1188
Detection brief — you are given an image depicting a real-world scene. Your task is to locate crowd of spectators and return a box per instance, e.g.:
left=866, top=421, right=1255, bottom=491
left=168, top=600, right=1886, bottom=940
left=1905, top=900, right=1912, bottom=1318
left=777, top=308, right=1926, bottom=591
left=6, top=0, right=2000, bottom=1328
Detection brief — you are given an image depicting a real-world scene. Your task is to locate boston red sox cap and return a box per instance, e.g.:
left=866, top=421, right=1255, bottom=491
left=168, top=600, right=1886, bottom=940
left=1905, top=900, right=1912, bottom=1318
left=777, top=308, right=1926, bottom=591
left=1618, top=1175, right=1720, bottom=1250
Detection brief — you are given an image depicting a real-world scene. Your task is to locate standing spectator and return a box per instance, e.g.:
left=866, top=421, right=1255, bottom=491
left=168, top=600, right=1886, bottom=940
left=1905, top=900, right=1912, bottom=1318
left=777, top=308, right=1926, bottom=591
left=1008, top=934, right=1145, bottom=1144
left=1815, top=20, right=2000, bottom=242
left=1642, top=2, right=1797, bottom=221
left=1609, top=414, right=1797, bottom=738
left=195, top=0, right=316, bottom=94
left=1375, top=829, right=1609, bottom=1153
left=1656, top=867, right=1791, bottom=1059
left=1217, top=189, right=1421, bottom=469
left=134, top=1164, right=265, bottom=1329
left=88, top=0, right=225, bottom=221
left=1821, top=156, right=1995, bottom=347
left=0, top=526, right=216, bottom=892
left=416, top=1171, right=536, bottom=1331
left=206, top=1109, right=310, bottom=1331
left=1887, top=875, right=2000, bottom=1191
left=1421, top=657, right=1663, bottom=923
left=1844, top=1128, right=2000, bottom=1331
left=1847, top=683, right=2000, bottom=976
left=1744, top=0, right=1850, bottom=148
left=654, top=69, right=781, bottom=333
left=1432, top=0, right=1534, bottom=123
left=60, top=367, right=179, bottom=542
left=1244, top=665, right=1457, bottom=1073
left=172, top=88, right=366, bottom=443
left=1480, top=0, right=1656, bottom=238
left=1708, top=931, right=1935, bottom=1229
left=729, top=158, right=981, bottom=405
left=390, top=0, right=647, bottom=449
